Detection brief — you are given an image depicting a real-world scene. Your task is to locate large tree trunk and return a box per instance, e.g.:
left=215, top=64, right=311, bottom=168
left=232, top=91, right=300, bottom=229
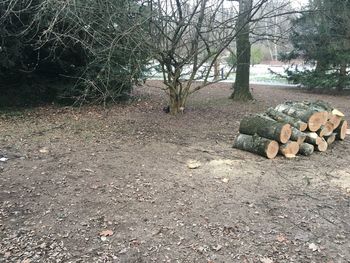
left=230, top=0, right=253, bottom=101
left=169, top=88, right=186, bottom=115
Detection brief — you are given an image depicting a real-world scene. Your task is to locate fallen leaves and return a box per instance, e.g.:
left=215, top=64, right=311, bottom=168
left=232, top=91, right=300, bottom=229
left=187, top=160, right=201, bottom=169
left=308, top=243, right=320, bottom=252
left=221, top=178, right=229, bottom=183
left=276, top=233, right=288, bottom=243
left=100, top=230, right=114, bottom=237
left=99, top=230, right=113, bottom=242
left=260, top=258, right=273, bottom=263
left=39, top=147, right=49, bottom=153
left=211, top=244, right=222, bottom=251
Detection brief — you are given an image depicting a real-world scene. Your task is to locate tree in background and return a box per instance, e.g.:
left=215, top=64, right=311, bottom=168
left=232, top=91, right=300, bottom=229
left=230, top=0, right=295, bottom=101
left=284, top=0, right=350, bottom=91
left=230, top=0, right=254, bottom=101
left=144, top=0, right=239, bottom=114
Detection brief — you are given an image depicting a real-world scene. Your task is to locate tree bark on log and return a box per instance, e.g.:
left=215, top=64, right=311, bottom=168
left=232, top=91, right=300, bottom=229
left=299, top=143, right=314, bottom=156
left=304, top=132, right=323, bottom=145
left=239, top=115, right=292, bottom=143
left=266, top=108, right=307, bottom=131
left=309, top=100, right=332, bottom=111
left=335, top=120, right=348, bottom=140
left=279, top=141, right=300, bottom=158
left=290, top=127, right=306, bottom=144
left=233, top=134, right=279, bottom=159
left=275, top=103, right=327, bottom=131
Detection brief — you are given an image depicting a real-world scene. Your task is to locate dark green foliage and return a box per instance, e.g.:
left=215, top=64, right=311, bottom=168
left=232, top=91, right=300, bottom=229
left=0, top=0, right=150, bottom=106
left=285, top=68, right=350, bottom=91
left=282, top=0, right=350, bottom=91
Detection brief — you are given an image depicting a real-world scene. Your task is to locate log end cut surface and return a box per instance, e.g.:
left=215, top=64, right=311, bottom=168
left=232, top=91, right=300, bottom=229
left=279, top=141, right=300, bottom=158
left=299, top=122, right=308, bottom=132
left=316, top=139, right=328, bottom=152
left=308, top=112, right=327, bottom=131
left=280, top=124, right=292, bottom=144
left=329, top=114, right=342, bottom=129
left=266, top=140, right=279, bottom=159
left=336, top=120, right=348, bottom=140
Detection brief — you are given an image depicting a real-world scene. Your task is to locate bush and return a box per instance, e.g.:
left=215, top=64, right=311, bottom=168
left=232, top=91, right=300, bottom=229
left=0, top=0, right=150, bottom=106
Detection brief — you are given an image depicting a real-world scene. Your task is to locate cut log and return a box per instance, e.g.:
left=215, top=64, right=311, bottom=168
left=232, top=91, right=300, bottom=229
left=275, top=103, right=327, bottom=131
left=317, top=121, right=334, bottom=137
left=233, top=134, right=279, bottom=159
left=285, top=101, right=329, bottom=125
left=324, top=133, right=336, bottom=145
left=334, top=120, right=348, bottom=140
left=279, top=141, right=300, bottom=158
left=290, top=127, right=306, bottom=144
left=304, top=100, right=344, bottom=119
left=266, top=108, right=307, bottom=131
left=304, top=101, right=343, bottom=127
left=239, top=115, right=292, bottom=143
left=315, top=138, right=328, bottom=152
left=299, top=143, right=314, bottom=156
left=304, top=132, right=323, bottom=145
left=332, top=109, right=345, bottom=117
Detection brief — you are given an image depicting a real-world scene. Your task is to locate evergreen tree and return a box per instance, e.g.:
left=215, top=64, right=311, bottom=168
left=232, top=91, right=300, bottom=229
left=285, top=0, right=350, bottom=91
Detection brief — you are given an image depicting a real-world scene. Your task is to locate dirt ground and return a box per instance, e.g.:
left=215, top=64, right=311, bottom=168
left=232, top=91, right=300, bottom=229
left=0, top=81, right=350, bottom=263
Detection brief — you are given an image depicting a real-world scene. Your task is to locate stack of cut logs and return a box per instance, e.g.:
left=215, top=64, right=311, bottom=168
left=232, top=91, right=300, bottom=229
left=233, top=100, right=348, bottom=159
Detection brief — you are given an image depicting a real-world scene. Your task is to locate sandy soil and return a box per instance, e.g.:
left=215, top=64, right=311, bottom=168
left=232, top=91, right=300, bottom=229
left=0, top=81, right=350, bottom=263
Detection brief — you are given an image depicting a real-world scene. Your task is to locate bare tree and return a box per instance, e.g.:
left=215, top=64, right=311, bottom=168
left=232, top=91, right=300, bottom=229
left=144, top=0, right=233, bottom=114
left=142, top=0, right=267, bottom=114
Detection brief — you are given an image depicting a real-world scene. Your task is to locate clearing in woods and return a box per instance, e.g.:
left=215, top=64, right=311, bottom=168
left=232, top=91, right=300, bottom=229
left=0, top=81, right=350, bottom=262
